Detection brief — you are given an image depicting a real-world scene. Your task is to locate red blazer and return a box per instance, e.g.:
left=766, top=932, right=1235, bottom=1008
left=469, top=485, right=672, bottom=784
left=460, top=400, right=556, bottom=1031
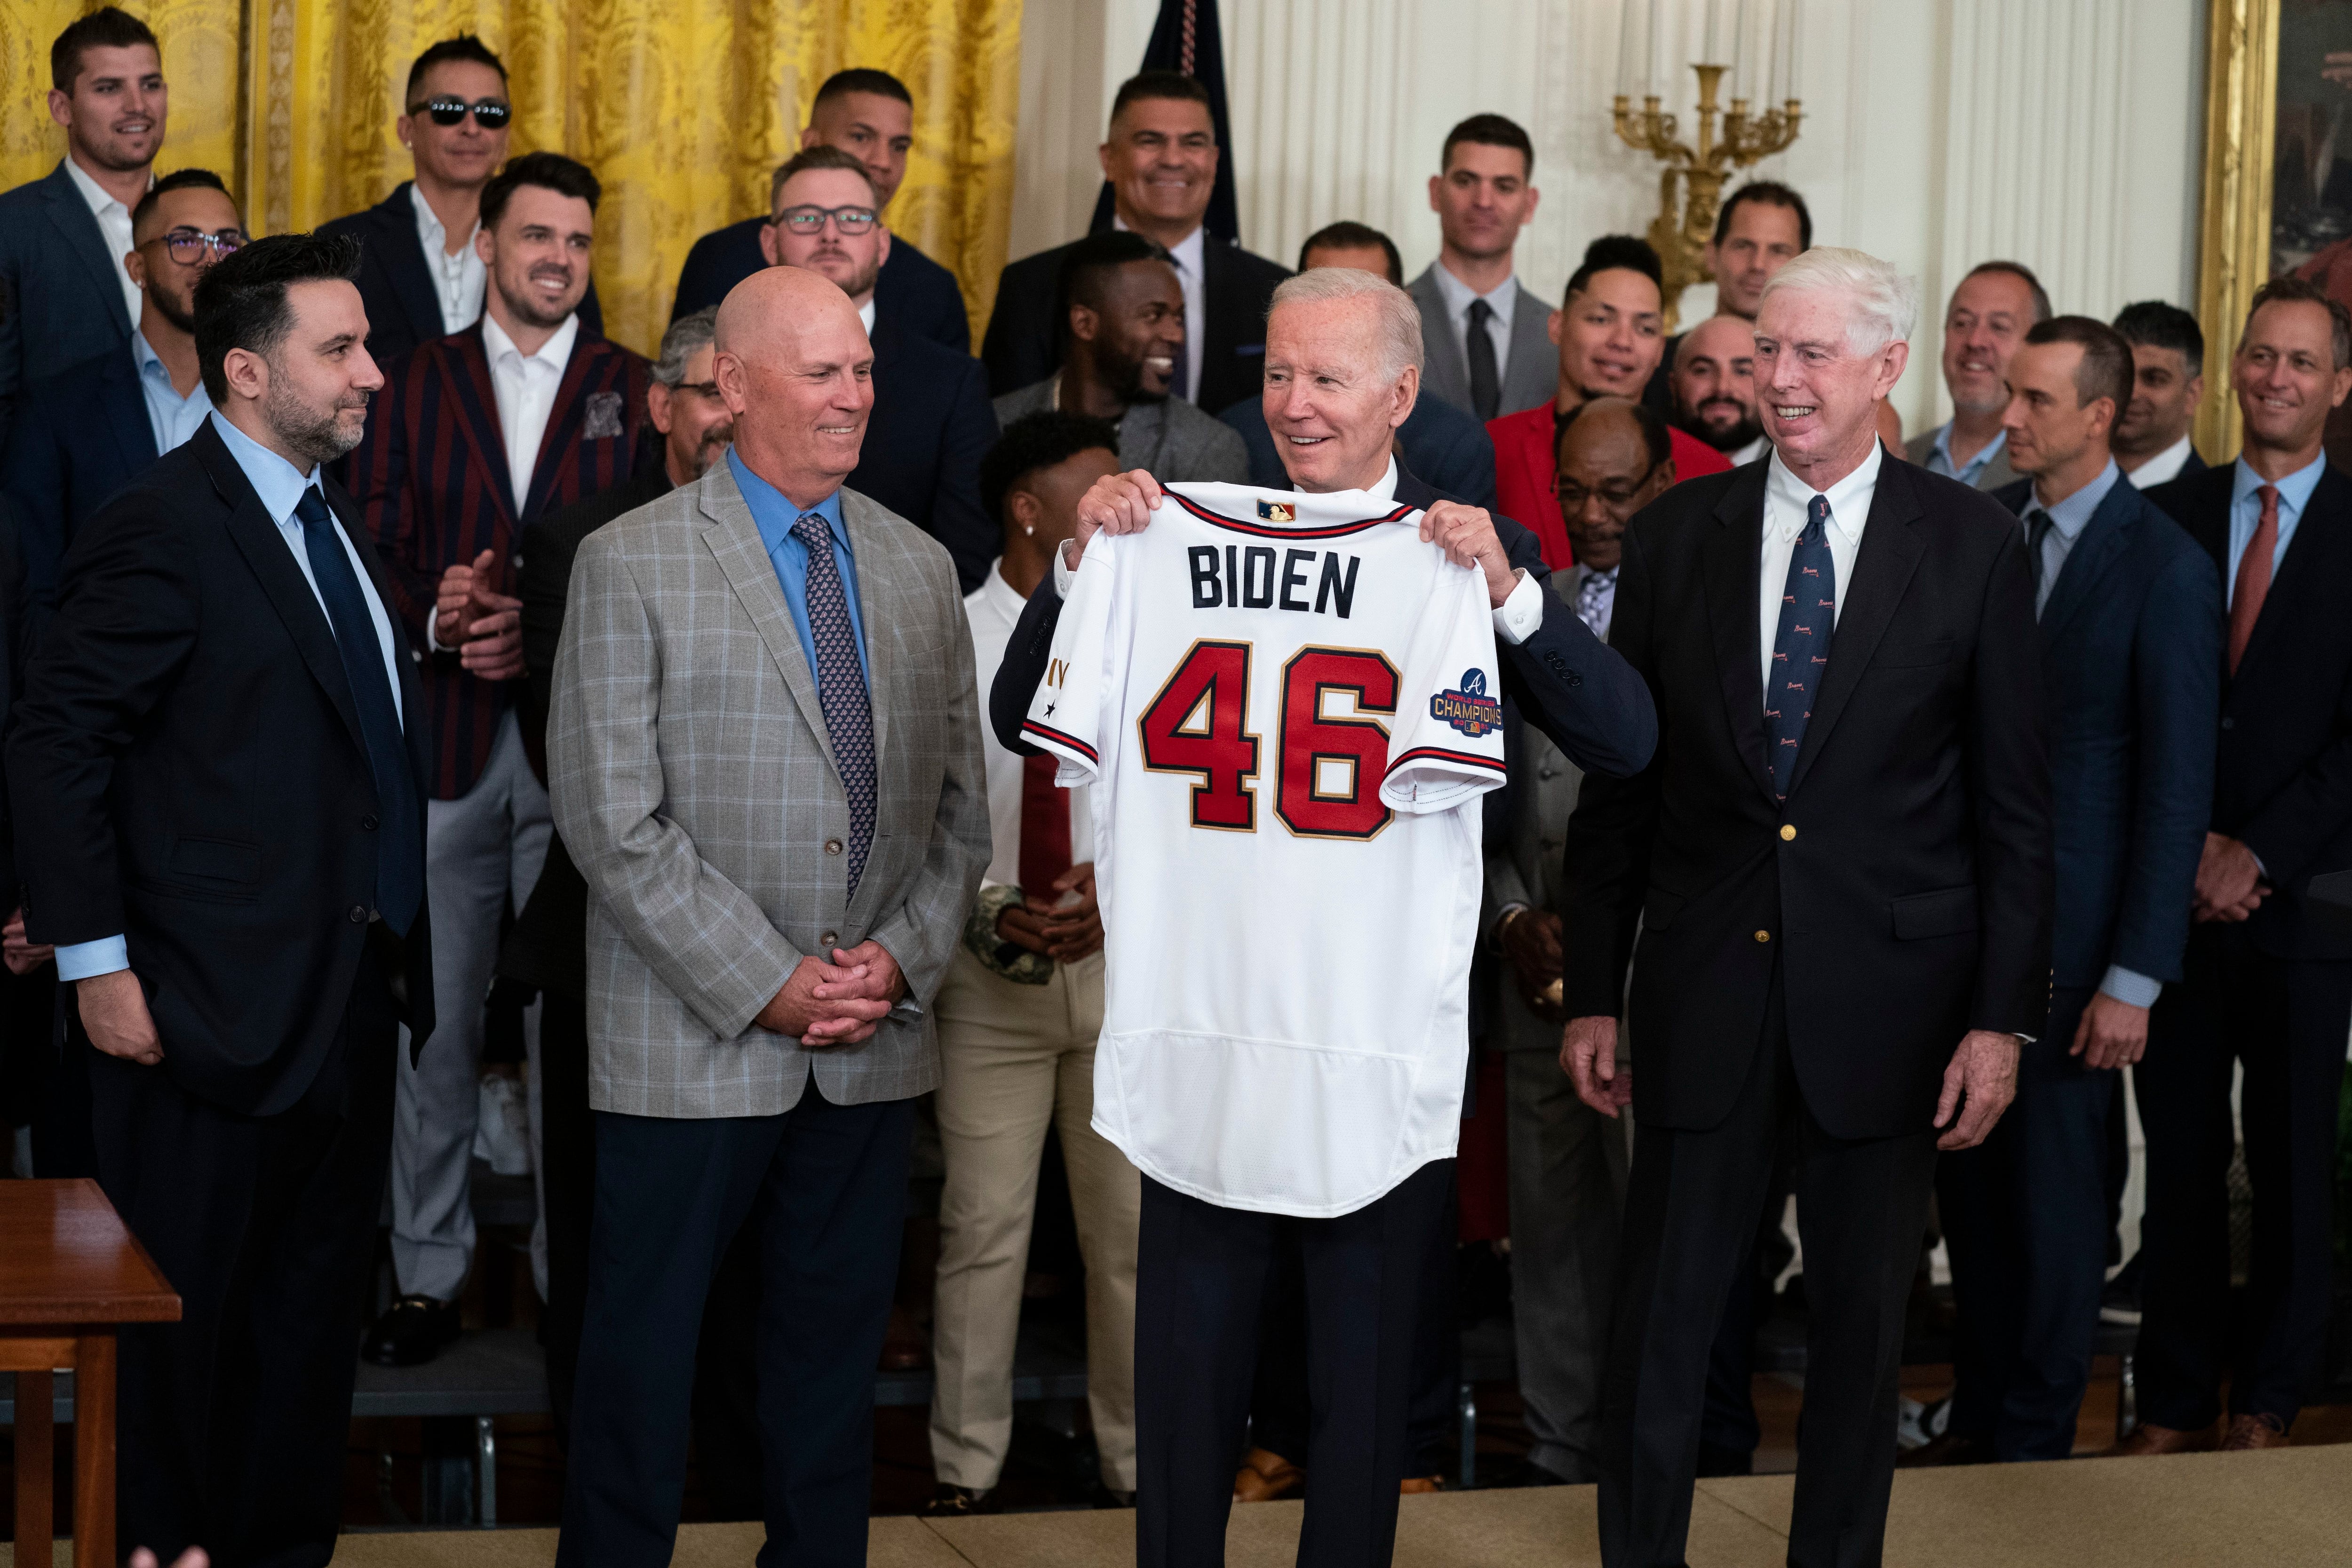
left=350, top=323, right=650, bottom=798
left=1487, top=403, right=1733, bottom=570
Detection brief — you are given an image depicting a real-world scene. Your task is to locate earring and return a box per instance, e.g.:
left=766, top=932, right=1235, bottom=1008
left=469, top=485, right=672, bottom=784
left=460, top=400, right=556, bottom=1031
left=1023, top=525, right=1035, bottom=535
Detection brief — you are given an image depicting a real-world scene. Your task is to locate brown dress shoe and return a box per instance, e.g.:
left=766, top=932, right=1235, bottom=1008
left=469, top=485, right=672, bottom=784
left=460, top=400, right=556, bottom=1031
left=1896, top=1431, right=1994, bottom=1468
left=878, top=1304, right=930, bottom=1370
left=1398, top=1475, right=1445, bottom=1494
left=1233, top=1447, right=1305, bottom=1502
left=2219, top=1413, right=2290, bottom=1451
left=2102, top=1421, right=2218, bottom=1457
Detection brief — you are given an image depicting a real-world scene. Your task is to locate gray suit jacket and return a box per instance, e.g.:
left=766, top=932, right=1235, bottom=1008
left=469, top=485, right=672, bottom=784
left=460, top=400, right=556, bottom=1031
left=1408, top=263, right=1557, bottom=422
left=1483, top=569, right=1588, bottom=1052
left=548, top=462, right=992, bottom=1118
left=994, top=378, right=1252, bottom=485
left=0, top=161, right=138, bottom=448
left=1906, top=423, right=2021, bottom=492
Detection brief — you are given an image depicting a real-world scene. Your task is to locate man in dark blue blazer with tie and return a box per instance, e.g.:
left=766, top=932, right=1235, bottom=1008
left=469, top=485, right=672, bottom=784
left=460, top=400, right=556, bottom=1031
left=669, top=68, right=971, bottom=353
left=1, top=170, right=244, bottom=619
left=0, top=8, right=169, bottom=448
left=317, top=34, right=603, bottom=371
left=2113, top=301, right=2212, bottom=492
left=1920, top=317, right=2220, bottom=1467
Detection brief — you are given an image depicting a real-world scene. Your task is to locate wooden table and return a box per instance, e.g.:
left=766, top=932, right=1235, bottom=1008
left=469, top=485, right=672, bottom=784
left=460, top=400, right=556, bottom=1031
left=2, top=1178, right=180, bottom=1568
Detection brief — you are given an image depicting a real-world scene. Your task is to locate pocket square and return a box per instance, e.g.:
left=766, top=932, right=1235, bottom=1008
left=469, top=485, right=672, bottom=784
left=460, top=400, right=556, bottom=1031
left=583, top=390, right=626, bottom=441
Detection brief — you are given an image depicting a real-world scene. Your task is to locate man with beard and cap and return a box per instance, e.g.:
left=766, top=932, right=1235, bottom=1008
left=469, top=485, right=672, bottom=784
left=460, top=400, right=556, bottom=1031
left=350, top=149, right=650, bottom=1368
left=1907, top=260, right=2049, bottom=489
left=504, top=303, right=735, bottom=1440
left=2, top=168, right=244, bottom=618
left=1669, top=313, right=1767, bottom=467
left=1490, top=236, right=1730, bottom=568
left=993, top=231, right=1250, bottom=486
left=0, top=7, right=169, bottom=446
left=763, top=145, right=999, bottom=592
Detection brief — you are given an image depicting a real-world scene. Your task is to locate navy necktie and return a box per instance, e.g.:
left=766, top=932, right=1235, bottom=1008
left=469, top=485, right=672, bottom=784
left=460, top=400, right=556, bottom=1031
left=2024, top=506, right=2056, bottom=609
left=1466, top=297, right=1501, bottom=422
left=294, top=487, right=423, bottom=935
left=1765, top=494, right=1837, bottom=802
left=791, top=512, right=876, bottom=895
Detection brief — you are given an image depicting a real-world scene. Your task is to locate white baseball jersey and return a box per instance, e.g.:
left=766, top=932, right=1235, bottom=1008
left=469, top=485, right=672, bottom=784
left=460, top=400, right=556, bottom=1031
left=1022, top=482, right=1508, bottom=1217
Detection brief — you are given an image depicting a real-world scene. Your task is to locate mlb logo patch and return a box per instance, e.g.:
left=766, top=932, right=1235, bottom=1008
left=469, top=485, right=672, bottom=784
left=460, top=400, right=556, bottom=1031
left=1256, top=499, right=1295, bottom=523
left=1429, top=668, right=1503, bottom=738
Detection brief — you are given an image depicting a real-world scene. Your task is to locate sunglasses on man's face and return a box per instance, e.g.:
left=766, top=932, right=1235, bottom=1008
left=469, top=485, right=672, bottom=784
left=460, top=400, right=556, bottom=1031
left=410, top=96, right=512, bottom=129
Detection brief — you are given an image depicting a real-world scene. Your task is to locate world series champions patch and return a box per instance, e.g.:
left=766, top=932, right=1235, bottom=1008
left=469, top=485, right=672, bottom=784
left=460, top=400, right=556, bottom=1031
left=1430, top=668, right=1503, bottom=737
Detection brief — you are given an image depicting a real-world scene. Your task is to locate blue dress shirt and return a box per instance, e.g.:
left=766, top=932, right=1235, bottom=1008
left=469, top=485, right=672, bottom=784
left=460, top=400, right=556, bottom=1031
left=728, top=447, right=872, bottom=683
left=1925, top=422, right=2009, bottom=486
left=2023, top=458, right=2122, bottom=617
left=2226, top=451, right=2326, bottom=603
left=56, top=411, right=406, bottom=983
left=131, top=328, right=214, bottom=456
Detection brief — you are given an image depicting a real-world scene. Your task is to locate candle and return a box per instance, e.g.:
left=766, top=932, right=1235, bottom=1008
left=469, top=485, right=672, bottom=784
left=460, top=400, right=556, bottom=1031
left=1647, top=0, right=1663, bottom=96
left=1737, top=0, right=1759, bottom=100
left=1617, top=0, right=1637, bottom=93
left=1781, top=0, right=1799, bottom=101
left=1706, top=0, right=1727, bottom=64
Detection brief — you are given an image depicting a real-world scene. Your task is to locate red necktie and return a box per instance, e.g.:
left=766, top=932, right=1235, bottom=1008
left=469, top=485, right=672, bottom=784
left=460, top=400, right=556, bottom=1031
left=2229, top=483, right=2278, bottom=676
left=1018, top=750, right=1071, bottom=896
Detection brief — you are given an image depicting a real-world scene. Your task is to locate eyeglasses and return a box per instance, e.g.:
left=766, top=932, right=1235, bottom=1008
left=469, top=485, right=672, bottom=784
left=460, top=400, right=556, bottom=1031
left=159, top=227, right=246, bottom=264
left=768, top=204, right=877, bottom=237
left=408, top=96, right=512, bottom=129
left=1553, top=466, right=1661, bottom=511
left=668, top=380, right=723, bottom=402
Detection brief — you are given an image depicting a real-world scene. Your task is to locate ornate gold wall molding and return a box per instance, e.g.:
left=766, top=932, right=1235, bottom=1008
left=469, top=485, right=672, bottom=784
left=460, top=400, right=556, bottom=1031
left=2196, top=0, right=2280, bottom=462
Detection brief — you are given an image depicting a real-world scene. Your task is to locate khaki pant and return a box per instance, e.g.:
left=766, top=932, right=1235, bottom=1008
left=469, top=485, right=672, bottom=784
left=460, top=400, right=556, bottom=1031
left=929, top=944, right=1139, bottom=1490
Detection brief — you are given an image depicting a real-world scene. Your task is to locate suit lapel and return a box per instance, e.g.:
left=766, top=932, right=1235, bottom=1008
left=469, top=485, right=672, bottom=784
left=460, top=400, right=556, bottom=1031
left=2238, top=467, right=2351, bottom=685
left=2035, top=483, right=2136, bottom=640
left=1788, top=455, right=1927, bottom=796
left=99, top=350, right=159, bottom=470
left=194, top=428, right=370, bottom=763
left=1703, top=464, right=1778, bottom=804
left=42, top=164, right=132, bottom=335
left=697, top=467, right=832, bottom=756
left=444, top=328, right=521, bottom=523
left=523, top=337, right=603, bottom=523
left=1412, top=271, right=1470, bottom=405
left=379, top=183, right=454, bottom=349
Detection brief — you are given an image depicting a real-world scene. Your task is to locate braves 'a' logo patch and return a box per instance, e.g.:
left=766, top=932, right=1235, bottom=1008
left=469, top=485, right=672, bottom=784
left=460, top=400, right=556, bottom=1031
left=1430, top=668, right=1503, bottom=738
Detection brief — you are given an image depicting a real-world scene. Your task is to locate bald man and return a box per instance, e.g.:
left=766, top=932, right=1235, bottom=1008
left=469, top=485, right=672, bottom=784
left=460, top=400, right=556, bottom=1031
left=1669, top=314, right=1766, bottom=465
left=549, top=265, right=990, bottom=1567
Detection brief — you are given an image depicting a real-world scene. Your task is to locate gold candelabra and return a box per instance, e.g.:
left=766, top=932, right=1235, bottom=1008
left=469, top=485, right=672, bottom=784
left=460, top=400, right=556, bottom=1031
left=1613, top=64, right=1802, bottom=330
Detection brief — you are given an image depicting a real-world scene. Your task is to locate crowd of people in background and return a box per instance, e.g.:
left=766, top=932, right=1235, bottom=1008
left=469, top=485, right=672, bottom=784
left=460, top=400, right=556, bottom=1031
left=2, top=9, right=2348, bottom=1568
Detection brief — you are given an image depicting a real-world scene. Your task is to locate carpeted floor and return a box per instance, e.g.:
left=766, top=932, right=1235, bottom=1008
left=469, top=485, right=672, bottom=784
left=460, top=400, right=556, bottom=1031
left=10, top=1445, right=2348, bottom=1567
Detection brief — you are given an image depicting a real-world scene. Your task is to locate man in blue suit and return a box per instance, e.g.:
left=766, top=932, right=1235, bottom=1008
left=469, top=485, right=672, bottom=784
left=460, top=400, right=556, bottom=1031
left=669, top=69, right=971, bottom=353
left=1917, top=316, right=2221, bottom=1465
left=2, top=170, right=243, bottom=617
left=1219, top=223, right=1496, bottom=508
left=0, top=7, right=169, bottom=448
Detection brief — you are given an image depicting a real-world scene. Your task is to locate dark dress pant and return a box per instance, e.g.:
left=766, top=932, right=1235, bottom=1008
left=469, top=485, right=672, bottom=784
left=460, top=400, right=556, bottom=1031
left=89, top=945, right=399, bottom=1568
left=556, top=1081, right=913, bottom=1568
left=1135, top=1158, right=1454, bottom=1568
left=2136, top=923, right=2352, bottom=1430
left=1598, top=973, right=1939, bottom=1568
left=1937, top=986, right=2107, bottom=1459
left=536, top=989, right=594, bottom=1442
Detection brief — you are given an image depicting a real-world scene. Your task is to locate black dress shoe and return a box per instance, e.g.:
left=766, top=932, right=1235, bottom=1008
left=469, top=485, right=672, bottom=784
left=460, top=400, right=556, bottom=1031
left=920, top=1484, right=996, bottom=1517
left=1695, top=1441, right=1754, bottom=1478
left=362, top=1295, right=461, bottom=1366
left=1896, top=1430, right=1994, bottom=1468
left=1482, top=1456, right=1580, bottom=1488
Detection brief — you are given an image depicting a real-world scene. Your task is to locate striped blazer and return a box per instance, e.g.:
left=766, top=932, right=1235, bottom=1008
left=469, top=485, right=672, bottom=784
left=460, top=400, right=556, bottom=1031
left=350, top=322, right=650, bottom=797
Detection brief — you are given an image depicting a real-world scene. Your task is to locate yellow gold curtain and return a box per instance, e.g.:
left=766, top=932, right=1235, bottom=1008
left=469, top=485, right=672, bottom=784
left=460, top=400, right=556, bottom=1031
left=2, top=0, right=1022, bottom=356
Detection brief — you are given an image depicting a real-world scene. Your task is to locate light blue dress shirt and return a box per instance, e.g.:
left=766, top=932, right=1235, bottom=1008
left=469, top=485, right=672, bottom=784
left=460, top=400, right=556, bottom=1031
left=728, top=447, right=871, bottom=683
left=2022, top=458, right=2122, bottom=617
left=2225, top=451, right=2326, bottom=604
left=131, top=329, right=214, bottom=456
left=1924, top=422, right=2009, bottom=487
left=55, top=411, right=406, bottom=984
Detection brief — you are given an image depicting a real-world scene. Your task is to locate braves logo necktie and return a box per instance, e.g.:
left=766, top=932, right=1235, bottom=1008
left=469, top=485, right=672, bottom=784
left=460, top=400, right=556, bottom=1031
left=1765, top=495, right=1836, bottom=801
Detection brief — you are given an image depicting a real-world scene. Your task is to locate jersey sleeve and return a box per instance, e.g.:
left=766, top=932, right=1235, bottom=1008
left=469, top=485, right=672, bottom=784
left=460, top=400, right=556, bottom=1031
left=1380, top=556, right=1510, bottom=812
left=1020, top=533, right=1117, bottom=787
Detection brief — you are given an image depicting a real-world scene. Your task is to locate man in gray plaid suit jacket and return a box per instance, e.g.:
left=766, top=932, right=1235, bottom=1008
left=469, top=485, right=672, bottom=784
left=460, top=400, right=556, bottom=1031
left=548, top=266, right=990, bottom=1567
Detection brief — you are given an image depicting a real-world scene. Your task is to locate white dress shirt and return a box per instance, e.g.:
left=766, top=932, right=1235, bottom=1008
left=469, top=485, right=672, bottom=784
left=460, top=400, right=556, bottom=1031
left=1757, top=441, right=1881, bottom=700
left=131, top=329, right=214, bottom=455
left=56, top=409, right=407, bottom=983
left=409, top=183, right=487, bottom=335
left=1427, top=259, right=1519, bottom=387
left=481, top=310, right=579, bottom=505
left=1729, top=433, right=1771, bottom=467
left=1051, top=456, right=1545, bottom=642
left=858, top=297, right=876, bottom=336
left=2123, top=434, right=2198, bottom=491
left=968, top=561, right=1096, bottom=889
left=1114, top=215, right=1207, bottom=403
left=64, top=154, right=145, bottom=330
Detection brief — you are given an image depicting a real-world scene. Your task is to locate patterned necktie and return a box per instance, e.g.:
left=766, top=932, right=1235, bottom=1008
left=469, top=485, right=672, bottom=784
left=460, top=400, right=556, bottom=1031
left=1765, top=494, right=1837, bottom=801
left=1574, top=565, right=1617, bottom=638
left=790, top=512, right=876, bottom=894
left=1466, top=298, right=1501, bottom=422
left=2024, top=506, right=2056, bottom=614
left=293, top=488, right=423, bottom=935
left=2228, top=483, right=2279, bottom=675
left=1018, top=751, right=1071, bottom=898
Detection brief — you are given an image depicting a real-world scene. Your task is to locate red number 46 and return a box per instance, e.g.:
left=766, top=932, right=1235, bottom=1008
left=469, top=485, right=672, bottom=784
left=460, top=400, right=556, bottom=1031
left=1137, top=641, right=1398, bottom=839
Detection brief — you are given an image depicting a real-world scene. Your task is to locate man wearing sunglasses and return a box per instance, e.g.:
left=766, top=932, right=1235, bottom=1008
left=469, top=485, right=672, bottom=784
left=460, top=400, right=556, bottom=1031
left=0, top=8, right=170, bottom=450
left=671, top=68, right=971, bottom=354
left=2, top=168, right=244, bottom=621
left=760, top=145, right=998, bottom=594
left=320, top=34, right=604, bottom=371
